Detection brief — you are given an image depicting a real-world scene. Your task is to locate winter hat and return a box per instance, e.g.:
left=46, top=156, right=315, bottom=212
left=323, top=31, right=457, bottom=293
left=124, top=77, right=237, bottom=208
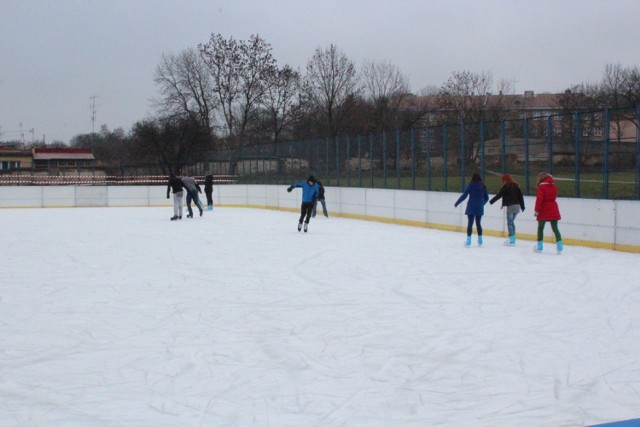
left=537, top=172, right=550, bottom=182
left=307, top=175, right=315, bottom=183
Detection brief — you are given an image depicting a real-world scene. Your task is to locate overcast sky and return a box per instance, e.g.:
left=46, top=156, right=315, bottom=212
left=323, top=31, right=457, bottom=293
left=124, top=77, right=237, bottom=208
left=1, top=0, right=639, bottom=144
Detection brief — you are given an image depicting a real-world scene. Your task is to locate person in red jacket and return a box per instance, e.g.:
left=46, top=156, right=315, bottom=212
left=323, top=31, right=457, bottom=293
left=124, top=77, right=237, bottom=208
left=534, top=172, right=563, bottom=253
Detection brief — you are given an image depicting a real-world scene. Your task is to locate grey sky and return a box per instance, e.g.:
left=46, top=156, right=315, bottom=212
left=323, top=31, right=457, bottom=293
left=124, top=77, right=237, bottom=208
left=1, top=0, right=639, bottom=144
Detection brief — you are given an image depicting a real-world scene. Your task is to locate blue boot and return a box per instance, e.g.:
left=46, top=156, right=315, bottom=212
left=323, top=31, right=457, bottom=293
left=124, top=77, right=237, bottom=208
left=505, top=235, right=515, bottom=246
left=556, top=240, right=563, bottom=253
left=464, top=236, right=471, bottom=247
left=534, top=241, right=543, bottom=252
left=478, top=236, right=483, bottom=247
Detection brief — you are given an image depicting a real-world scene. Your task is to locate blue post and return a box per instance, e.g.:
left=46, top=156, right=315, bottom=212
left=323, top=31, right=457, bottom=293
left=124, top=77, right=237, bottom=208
left=346, top=136, right=351, bottom=187
left=636, top=105, right=640, bottom=200
left=369, top=133, right=374, bottom=188
left=357, top=134, right=362, bottom=188
left=500, top=120, right=506, bottom=175
left=336, top=136, right=340, bottom=187
left=524, top=117, right=530, bottom=195
left=479, top=121, right=485, bottom=178
left=396, top=129, right=401, bottom=189
left=325, top=137, right=330, bottom=185
left=547, top=114, right=553, bottom=175
left=427, top=128, right=432, bottom=191
left=443, top=125, right=448, bottom=192
left=574, top=112, right=581, bottom=197
left=411, top=128, right=416, bottom=190
left=460, top=123, right=465, bottom=191
left=382, top=131, right=387, bottom=189
left=603, top=108, right=610, bottom=199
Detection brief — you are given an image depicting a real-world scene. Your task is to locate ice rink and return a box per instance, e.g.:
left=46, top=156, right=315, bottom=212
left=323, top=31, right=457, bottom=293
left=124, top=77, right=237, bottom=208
left=1, top=206, right=639, bottom=426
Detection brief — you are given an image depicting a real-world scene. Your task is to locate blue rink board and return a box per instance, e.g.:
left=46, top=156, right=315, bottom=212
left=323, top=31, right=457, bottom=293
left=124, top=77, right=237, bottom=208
left=591, top=419, right=640, bottom=427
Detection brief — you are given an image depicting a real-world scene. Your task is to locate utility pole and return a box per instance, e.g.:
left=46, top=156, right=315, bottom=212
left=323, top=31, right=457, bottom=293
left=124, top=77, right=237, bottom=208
left=90, top=95, right=98, bottom=134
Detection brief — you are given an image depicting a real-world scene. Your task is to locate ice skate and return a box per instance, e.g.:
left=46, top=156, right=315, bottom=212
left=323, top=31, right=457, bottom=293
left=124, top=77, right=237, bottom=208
left=304, top=223, right=308, bottom=233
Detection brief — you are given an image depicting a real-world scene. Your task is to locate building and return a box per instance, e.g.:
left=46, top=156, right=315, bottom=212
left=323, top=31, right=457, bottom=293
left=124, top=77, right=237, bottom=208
left=31, top=147, right=96, bottom=174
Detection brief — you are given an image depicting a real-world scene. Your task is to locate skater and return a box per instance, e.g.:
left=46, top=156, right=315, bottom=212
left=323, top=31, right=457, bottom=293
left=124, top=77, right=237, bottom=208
left=534, top=172, right=563, bottom=253
left=166, top=174, right=185, bottom=221
left=181, top=175, right=204, bottom=218
left=204, top=172, right=214, bottom=210
left=454, top=172, right=489, bottom=247
left=489, top=173, right=525, bottom=246
left=287, top=175, right=319, bottom=232
left=312, top=180, right=328, bottom=218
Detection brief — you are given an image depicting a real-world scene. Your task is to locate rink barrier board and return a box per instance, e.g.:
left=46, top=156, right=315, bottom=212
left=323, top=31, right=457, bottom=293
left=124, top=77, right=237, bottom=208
left=0, top=184, right=638, bottom=253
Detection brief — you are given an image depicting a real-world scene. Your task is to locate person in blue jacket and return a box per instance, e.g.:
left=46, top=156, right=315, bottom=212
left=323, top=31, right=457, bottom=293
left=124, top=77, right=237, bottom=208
left=454, top=172, right=489, bottom=247
left=287, top=175, right=319, bottom=232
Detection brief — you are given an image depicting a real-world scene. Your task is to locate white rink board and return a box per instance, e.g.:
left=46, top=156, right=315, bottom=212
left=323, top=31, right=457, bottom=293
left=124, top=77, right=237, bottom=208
left=1, top=184, right=639, bottom=251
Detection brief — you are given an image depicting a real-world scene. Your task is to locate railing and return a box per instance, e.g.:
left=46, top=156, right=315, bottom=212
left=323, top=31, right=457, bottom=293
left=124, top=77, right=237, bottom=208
left=0, top=174, right=239, bottom=186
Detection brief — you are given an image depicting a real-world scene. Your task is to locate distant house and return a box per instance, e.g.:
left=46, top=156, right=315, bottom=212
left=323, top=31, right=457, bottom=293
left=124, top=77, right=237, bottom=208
left=32, top=147, right=96, bottom=174
left=0, top=145, right=32, bottom=172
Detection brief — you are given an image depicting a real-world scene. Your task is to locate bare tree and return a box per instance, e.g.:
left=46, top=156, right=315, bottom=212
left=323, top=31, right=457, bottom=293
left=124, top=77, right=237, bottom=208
left=130, top=116, right=212, bottom=175
left=436, top=70, right=511, bottom=164
left=259, top=65, right=302, bottom=143
left=302, top=44, right=359, bottom=138
left=152, top=49, right=216, bottom=132
left=361, top=59, right=410, bottom=131
left=198, top=33, right=277, bottom=146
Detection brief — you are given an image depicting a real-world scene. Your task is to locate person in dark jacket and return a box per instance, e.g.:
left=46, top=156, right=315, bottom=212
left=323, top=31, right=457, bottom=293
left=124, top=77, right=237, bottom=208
left=311, top=180, right=328, bottom=218
left=181, top=175, right=204, bottom=218
left=454, top=172, right=489, bottom=247
left=204, top=173, right=214, bottom=210
left=489, top=173, right=525, bottom=246
left=534, top=172, right=563, bottom=253
left=166, top=174, right=186, bottom=221
left=287, top=175, right=319, bottom=232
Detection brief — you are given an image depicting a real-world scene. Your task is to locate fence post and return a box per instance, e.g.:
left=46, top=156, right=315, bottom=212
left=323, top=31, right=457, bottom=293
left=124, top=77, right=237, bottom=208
left=479, top=120, right=485, bottom=178
left=411, top=128, right=416, bottom=190
left=524, top=117, right=530, bottom=195
left=460, top=123, right=465, bottom=190
left=346, top=136, right=351, bottom=187
left=369, top=133, right=374, bottom=188
left=603, top=107, right=610, bottom=199
left=547, top=115, right=553, bottom=175
left=336, top=136, right=341, bottom=187
left=500, top=120, right=506, bottom=175
left=426, top=128, right=432, bottom=191
left=636, top=105, right=640, bottom=200
left=396, top=129, right=401, bottom=189
left=325, top=137, right=330, bottom=186
left=382, top=131, right=387, bottom=189
left=574, top=112, right=581, bottom=197
left=443, top=125, right=448, bottom=192
left=357, top=135, right=362, bottom=187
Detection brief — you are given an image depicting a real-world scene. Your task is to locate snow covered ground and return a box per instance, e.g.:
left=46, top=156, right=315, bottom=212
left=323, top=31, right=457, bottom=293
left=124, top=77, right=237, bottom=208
left=1, top=206, right=639, bottom=426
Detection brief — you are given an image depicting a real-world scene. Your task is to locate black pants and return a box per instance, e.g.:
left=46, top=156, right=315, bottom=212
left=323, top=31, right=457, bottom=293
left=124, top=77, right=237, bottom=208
left=205, top=190, right=213, bottom=206
left=298, top=202, right=314, bottom=224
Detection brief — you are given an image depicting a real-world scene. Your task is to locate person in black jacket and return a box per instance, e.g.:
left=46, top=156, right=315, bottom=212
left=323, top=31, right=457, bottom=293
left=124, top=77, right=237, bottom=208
left=204, top=173, right=214, bottom=210
left=311, top=180, right=328, bottom=218
left=166, top=174, right=186, bottom=220
left=489, top=173, right=526, bottom=246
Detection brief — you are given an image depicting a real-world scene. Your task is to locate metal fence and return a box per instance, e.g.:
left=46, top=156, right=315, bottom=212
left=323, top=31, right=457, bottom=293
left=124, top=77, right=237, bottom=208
left=197, top=106, right=640, bottom=200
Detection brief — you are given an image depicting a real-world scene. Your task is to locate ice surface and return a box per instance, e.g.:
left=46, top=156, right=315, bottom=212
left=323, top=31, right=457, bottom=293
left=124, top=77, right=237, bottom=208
left=1, top=207, right=639, bottom=426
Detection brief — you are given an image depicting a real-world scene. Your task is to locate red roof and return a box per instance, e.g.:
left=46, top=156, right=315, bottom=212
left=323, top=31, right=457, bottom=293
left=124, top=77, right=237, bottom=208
left=33, top=147, right=95, bottom=160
